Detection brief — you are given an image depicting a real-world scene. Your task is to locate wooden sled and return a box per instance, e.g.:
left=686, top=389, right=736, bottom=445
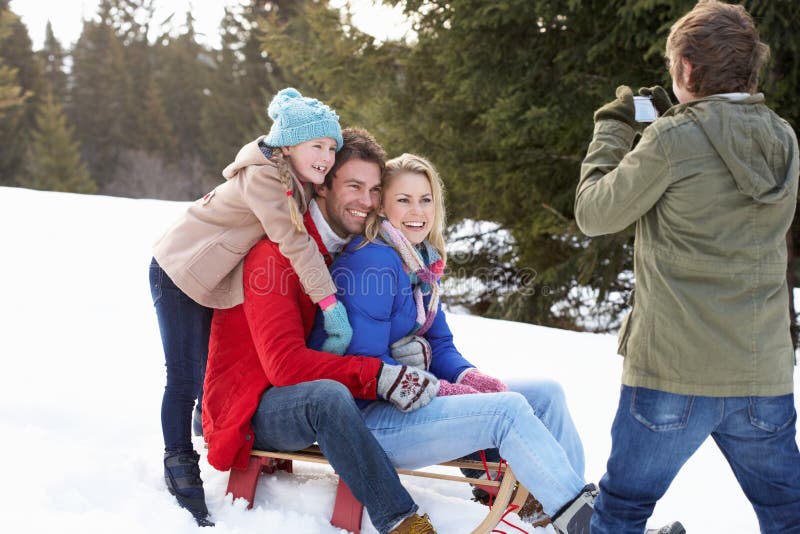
left=225, top=445, right=532, bottom=534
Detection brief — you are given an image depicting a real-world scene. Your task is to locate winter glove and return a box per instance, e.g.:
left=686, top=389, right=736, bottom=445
left=389, top=335, right=432, bottom=370
left=377, top=364, right=439, bottom=412
left=638, top=85, right=674, bottom=116
left=593, top=85, right=637, bottom=129
left=320, top=300, right=353, bottom=355
left=457, top=368, right=509, bottom=393
left=437, top=380, right=480, bottom=396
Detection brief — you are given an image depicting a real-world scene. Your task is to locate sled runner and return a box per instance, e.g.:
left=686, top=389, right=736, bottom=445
left=225, top=445, right=531, bottom=534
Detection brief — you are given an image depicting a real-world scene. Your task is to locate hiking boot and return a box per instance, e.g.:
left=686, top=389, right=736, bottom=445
left=472, top=485, right=550, bottom=527
left=389, top=513, right=437, bottom=534
left=164, top=450, right=214, bottom=527
left=552, top=483, right=597, bottom=534
left=517, top=493, right=551, bottom=527
left=646, top=521, right=686, bottom=534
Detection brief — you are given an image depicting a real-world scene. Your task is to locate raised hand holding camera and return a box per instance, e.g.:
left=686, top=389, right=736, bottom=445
left=593, top=85, right=638, bottom=128
left=638, top=85, right=674, bottom=116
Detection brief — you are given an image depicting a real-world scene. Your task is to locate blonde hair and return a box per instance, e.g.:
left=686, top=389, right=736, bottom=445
left=364, top=153, right=447, bottom=263
left=270, top=149, right=306, bottom=233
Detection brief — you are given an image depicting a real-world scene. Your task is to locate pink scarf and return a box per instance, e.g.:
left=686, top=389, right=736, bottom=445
left=380, top=219, right=444, bottom=335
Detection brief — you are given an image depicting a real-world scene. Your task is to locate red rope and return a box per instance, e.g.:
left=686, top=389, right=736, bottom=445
left=478, top=450, right=495, bottom=506
left=477, top=452, right=528, bottom=534
left=489, top=503, right=530, bottom=534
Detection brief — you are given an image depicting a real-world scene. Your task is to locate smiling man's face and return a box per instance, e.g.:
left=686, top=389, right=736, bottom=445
left=314, top=158, right=382, bottom=238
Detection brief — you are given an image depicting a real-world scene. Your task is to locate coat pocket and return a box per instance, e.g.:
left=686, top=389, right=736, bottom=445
left=187, top=242, right=244, bottom=293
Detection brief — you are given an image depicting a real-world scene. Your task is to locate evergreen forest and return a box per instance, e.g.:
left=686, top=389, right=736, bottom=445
left=1, top=0, right=798, bottom=335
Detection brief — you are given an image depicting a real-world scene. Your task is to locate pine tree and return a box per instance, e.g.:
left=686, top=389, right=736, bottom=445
left=0, top=6, right=28, bottom=115
left=37, top=22, right=67, bottom=104
left=0, top=60, right=25, bottom=116
left=0, top=2, right=44, bottom=185
left=25, top=92, right=96, bottom=193
left=199, top=2, right=283, bottom=174
left=155, top=11, right=211, bottom=154
left=375, top=0, right=800, bottom=330
left=139, top=76, right=176, bottom=155
left=257, top=1, right=403, bottom=132
left=116, top=0, right=177, bottom=158
left=70, top=4, right=130, bottom=190
left=330, top=0, right=672, bottom=327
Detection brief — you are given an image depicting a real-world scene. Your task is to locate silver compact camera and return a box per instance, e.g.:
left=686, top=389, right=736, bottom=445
left=634, top=96, right=658, bottom=123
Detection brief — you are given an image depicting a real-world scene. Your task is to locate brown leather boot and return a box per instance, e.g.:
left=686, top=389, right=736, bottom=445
left=472, top=484, right=550, bottom=527
left=389, top=513, right=437, bottom=534
left=517, top=493, right=551, bottom=527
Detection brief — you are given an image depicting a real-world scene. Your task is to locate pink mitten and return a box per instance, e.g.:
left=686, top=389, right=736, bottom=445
left=458, top=369, right=509, bottom=393
left=437, top=380, right=480, bottom=396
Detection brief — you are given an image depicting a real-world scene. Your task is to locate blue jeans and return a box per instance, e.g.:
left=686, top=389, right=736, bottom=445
left=251, top=380, right=418, bottom=534
left=592, top=386, right=800, bottom=534
left=149, top=258, right=212, bottom=453
left=361, top=385, right=587, bottom=516
left=460, top=379, right=586, bottom=482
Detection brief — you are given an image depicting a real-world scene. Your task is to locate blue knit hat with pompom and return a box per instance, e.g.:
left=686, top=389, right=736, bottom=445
left=263, top=88, right=343, bottom=151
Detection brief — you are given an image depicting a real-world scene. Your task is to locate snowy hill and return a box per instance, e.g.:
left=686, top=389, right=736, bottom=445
left=1, top=186, right=796, bottom=533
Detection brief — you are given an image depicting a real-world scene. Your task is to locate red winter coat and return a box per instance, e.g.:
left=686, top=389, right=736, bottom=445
left=203, top=212, right=383, bottom=471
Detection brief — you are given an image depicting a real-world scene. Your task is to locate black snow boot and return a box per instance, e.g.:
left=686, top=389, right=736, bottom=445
left=164, top=450, right=214, bottom=527
left=646, top=522, right=686, bottom=534
left=552, top=483, right=597, bottom=534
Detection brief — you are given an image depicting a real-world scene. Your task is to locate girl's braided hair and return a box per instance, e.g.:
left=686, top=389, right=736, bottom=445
left=270, top=149, right=306, bottom=233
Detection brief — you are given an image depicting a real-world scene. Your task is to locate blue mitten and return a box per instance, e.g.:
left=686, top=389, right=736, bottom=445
left=320, top=301, right=353, bottom=355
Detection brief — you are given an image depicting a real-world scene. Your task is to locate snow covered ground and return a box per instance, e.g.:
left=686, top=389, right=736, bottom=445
left=1, top=186, right=797, bottom=534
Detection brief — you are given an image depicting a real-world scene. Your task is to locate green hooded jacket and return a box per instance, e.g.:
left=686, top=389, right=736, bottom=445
left=576, top=94, right=799, bottom=396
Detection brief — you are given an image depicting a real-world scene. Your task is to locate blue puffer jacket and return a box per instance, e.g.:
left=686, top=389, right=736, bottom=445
left=308, top=237, right=474, bottom=403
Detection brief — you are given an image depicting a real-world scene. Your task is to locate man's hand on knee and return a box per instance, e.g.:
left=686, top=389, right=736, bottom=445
left=377, top=364, right=439, bottom=412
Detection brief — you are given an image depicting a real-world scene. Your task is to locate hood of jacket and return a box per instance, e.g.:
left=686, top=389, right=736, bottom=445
left=220, top=136, right=311, bottom=213
left=669, top=94, right=799, bottom=204
left=221, top=135, right=273, bottom=180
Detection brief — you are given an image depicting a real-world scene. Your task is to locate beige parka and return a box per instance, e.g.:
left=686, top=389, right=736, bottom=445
left=153, top=137, right=336, bottom=309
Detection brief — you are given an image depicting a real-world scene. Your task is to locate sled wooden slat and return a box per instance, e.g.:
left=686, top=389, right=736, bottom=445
left=249, top=446, right=505, bottom=487
left=225, top=445, right=527, bottom=534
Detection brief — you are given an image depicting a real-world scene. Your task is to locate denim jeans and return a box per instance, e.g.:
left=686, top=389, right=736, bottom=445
left=361, top=386, right=587, bottom=516
left=459, top=378, right=586, bottom=483
left=592, top=385, right=800, bottom=534
left=251, top=380, right=418, bottom=534
left=149, top=258, right=212, bottom=453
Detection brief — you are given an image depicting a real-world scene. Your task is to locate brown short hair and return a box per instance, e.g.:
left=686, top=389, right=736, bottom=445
left=324, top=127, right=387, bottom=188
left=666, top=0, right=770, bottom=96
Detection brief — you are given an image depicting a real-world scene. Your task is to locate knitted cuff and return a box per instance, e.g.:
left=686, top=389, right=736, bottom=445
left=318, top=294, right=338, bottom=310
left=454, top=367, right=476, bottom=384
